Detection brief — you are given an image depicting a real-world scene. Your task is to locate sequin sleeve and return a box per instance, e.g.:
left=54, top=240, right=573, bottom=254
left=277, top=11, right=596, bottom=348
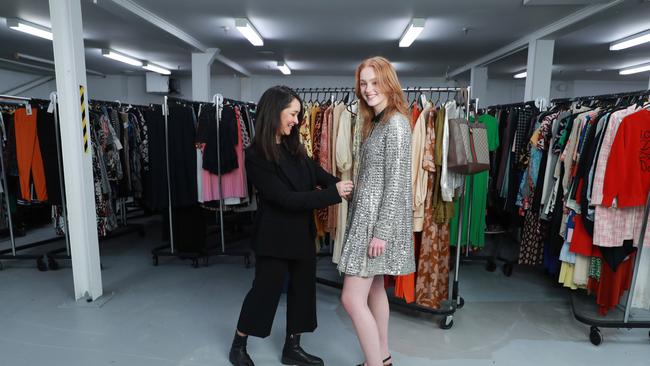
left=373, top=115, right=413, bottom=241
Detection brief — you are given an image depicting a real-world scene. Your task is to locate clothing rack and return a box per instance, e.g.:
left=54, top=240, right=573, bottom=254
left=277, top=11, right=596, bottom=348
left=571, top=190, right=650, bottom=345
left=312, top=85, right=471, bottom=329
left=0, top=94, right=74, bottom=270
left=151, top=95, right=251, bottom=268
left=45, top=95, right=147, bottom=270
left=561, top=90, right=650, bottom=345
left=551, top=89, right=650, bottom=104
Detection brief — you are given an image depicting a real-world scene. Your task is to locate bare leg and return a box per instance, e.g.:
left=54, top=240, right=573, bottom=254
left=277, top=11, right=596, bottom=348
left=341, top=275, right=382, bottom=366
left=368, top=275, right=391, bottom=363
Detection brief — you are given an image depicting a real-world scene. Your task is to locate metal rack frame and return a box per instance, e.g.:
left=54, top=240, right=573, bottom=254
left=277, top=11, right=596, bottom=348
left=45, top=93, right=146, bottom=270
left=151, top=95, right=251, bottom=268
left=0, top=94, right=62, bottom=271
left=311, top=85, right=471, bottom=329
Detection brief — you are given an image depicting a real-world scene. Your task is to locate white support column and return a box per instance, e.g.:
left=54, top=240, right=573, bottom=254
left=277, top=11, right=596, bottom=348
left=647, top=76, right=650, bottom=89
left=524, top=39, right=555, bottom=102
left=49, top=0, right=102, bottom=301
left=240, top=77, right=252, bottom=102
left=192, top=48, right=219, bottom=102
left=470, top=67, right=488, bottom=106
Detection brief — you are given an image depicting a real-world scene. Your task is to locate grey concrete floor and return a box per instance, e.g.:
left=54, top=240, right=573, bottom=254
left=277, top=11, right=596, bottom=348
left=1, top=218, right=649, bottom=365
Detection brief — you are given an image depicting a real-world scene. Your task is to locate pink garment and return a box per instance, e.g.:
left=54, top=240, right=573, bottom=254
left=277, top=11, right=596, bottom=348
left=202, top=107, right=248, bottom=201
left=591, top=105, right=649, bottom=247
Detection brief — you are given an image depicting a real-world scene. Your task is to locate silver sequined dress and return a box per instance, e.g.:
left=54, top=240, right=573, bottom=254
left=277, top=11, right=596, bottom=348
left=337, top=112, right=416, bottom=277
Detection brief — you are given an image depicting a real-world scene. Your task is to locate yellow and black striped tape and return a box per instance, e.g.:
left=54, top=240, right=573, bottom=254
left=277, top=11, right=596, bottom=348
left=79, top=85, right=89, bottom=154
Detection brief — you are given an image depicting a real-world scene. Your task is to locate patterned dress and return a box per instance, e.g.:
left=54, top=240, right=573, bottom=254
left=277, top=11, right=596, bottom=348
left=416, top=109, right=450, bottom=309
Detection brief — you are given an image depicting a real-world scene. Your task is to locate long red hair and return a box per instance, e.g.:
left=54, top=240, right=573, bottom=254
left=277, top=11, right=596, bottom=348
left=355, top=56, right=408, bottom=139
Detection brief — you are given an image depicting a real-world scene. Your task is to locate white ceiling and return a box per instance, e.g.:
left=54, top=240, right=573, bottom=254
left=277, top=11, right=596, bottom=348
left=0, top=0, right=648, bottom=81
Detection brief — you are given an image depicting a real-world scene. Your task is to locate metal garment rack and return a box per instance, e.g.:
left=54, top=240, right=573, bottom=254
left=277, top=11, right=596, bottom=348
left=311, top=86, right=470, bottom=330
left=0, top=94, right=64, bottom=271
left=151, top=95, right=251, bottom=268
left=45, top=95, right=146, bottom=270
left=571, top=190, right=650, bottom=345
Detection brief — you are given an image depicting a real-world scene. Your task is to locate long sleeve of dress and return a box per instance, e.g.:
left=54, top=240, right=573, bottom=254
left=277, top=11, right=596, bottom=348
left=373, top=117, right=413, bottom=241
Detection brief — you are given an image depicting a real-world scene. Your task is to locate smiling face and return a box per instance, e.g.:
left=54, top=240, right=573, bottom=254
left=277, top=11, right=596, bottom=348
left=359, top=66, right=388, bottom=114
left=277, top=97, right=301, bottom=141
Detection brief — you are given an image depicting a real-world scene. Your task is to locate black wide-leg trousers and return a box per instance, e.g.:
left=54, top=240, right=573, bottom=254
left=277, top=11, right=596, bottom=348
left=237, top=256, right=317, bottom=338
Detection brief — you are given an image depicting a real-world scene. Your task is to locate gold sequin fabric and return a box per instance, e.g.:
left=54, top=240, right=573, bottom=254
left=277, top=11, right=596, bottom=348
left=337, top=113, right=416, bottom=277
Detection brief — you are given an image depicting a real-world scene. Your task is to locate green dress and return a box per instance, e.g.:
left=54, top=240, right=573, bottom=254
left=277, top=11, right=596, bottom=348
left=450, top=114, right=499, bottom=248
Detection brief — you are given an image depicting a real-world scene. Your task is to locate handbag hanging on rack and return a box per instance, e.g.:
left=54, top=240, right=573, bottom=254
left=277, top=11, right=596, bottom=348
left=447, top=118, right=490, bottom=174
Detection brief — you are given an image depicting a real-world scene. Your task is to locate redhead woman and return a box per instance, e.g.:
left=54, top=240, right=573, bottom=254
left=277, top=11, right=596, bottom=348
left=338, top=57, right=415, bottom=366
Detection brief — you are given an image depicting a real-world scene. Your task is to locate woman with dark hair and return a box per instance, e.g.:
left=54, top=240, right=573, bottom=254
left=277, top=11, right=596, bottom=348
left=229, top=85, right=353, bottom=366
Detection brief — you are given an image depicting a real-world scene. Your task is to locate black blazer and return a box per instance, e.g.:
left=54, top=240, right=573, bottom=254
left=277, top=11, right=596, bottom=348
left=246, top=147, right=341, bottom=259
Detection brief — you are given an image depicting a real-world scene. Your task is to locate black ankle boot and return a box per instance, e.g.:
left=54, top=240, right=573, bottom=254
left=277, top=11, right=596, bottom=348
left=281, top=334, right=324, bottom=365
left=229, top=332, right=255, bottom=366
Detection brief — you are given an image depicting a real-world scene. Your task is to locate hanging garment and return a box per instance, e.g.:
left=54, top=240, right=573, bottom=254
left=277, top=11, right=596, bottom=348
left=432, top=108, right=454, bottom=224
left=333, top=107, right=353, bottom=264
left=202, top=105, right=239, bottom=175
left=602, top=109, right=650, bottom=208
left=316, top=104, right=332, bottom=234
left=300, top=104, right=313, bottom=158
left=143, top=106, right=168, bottom=211
left=449, top=113, right=500, bottom=248
left=168, top=105, right=198, bottom=207
left=36, top=106, right=62, bottom=205
left=90, top=113, right=117, bottom=236
left=328, top=103, right=346, bottom=236
left=201, top=106, right=247, bottom=202
left=14, top=107, right=47, bottom=201
left=415, top=108, right=450, bottom=309
left=411, top=103, right=431, bottom=232
left=592, top=106, right=649, bottom=247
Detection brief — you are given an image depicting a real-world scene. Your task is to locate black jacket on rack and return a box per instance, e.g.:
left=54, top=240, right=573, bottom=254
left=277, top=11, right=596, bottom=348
left=246, top=146, right=341, bottom=259
left=200, top=105, right=239, bottom=175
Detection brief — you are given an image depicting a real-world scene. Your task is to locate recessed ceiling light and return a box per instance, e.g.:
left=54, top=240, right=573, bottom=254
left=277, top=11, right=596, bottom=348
left=610, top=29, right=650, bottom=51
left=277, top=61, right=291, bottom=75
left=619, top=62, right=650, bottom=75
left=101, top=49, right=143, bottom=67
left=399, top=18, right=425, bottom=48
left=514, top=71, right=527, bottom=79
left=235, top=18, right=264, bottom=47
left=585, top=68, right=603, bottom=72
left=6, top=18, right=52, bottom=40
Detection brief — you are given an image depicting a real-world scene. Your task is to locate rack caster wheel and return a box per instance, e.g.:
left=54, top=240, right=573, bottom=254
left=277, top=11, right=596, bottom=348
left=192, top=258, right=199, bottom=268
left=48, top=258, right=60, bottom=271
left=37, top=258, right=48, bottom=272
left=455, top=297, right=465, bottom=309
left=590, top=326, right=602, bottom=346
left=244, top=256, right=251, bottom=268
left=439, top=316, right=454, bottom=330
left=152, top=255, right=159, bottom=266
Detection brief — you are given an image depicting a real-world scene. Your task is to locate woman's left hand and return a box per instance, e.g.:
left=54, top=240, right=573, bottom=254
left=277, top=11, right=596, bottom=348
left=368, top=237, right=386, bottom=258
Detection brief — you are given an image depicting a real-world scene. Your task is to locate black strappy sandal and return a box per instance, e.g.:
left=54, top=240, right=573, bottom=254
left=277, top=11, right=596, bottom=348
left=356, top=355, right=393, bottom=366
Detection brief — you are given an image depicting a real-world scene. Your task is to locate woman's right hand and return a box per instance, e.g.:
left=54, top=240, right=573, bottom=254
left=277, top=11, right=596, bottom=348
left=336, top=180, right=354, bottom=199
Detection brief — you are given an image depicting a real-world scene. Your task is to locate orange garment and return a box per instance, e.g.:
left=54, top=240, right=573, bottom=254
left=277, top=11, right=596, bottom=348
left=410, top=105, right=421, bottom=130
left=388, top=233, right=419, bottom=303
left=14, top=108, right=48, bottom=201
left=587, top=248, right=635, bottom=316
